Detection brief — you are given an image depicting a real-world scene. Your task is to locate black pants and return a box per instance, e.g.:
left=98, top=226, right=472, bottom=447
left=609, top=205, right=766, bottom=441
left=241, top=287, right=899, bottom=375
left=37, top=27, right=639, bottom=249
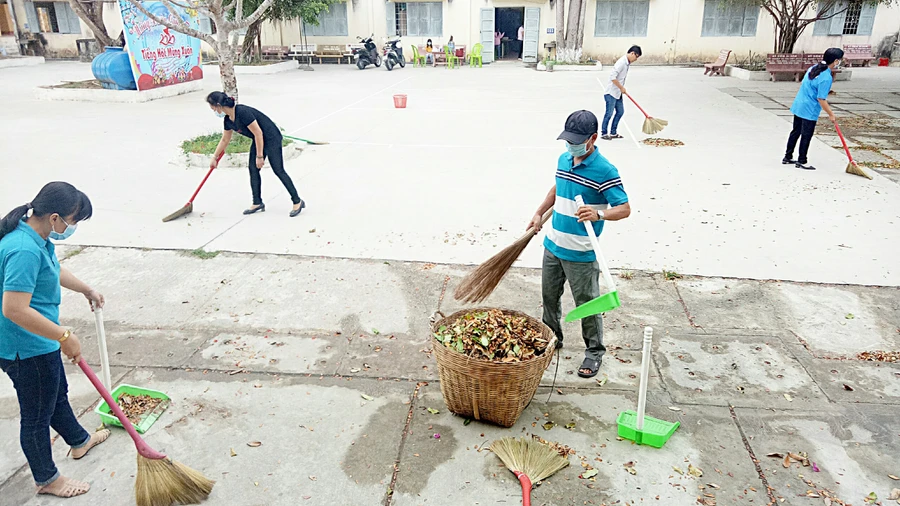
left=785, top=115, right=817, bottom=164
left=249, top=138, right=301, bottom=206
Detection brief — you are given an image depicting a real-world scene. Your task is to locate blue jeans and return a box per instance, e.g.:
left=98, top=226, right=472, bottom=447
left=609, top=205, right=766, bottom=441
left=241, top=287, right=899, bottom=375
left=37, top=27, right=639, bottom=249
left=602, top=94, right=625, bottom=136
left=0, top=350, right=90, bottom=486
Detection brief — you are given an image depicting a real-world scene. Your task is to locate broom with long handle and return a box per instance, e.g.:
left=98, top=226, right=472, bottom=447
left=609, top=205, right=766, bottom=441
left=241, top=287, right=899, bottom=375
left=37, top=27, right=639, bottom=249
left=92, top=303, right=112, bottom=430
left=77, top=359, right=214, bottom=506
left=162, top=151, right=225, bottom=223
left=833, top=120, right=872, bottom=180
left=283, top=134, right=329, bottom=145
left=625, top=94, right=668, bottom=135
left=454, top=208, right=553, bottom=303
left=491, top=437, right=569, bottom=506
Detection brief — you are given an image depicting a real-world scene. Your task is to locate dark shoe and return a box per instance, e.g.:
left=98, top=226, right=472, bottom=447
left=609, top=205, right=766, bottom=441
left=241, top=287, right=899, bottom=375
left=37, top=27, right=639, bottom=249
left=795, top=162, right=817, bottom=170
left=609, top=133, right=623, bottom=139
left=601, top=134, right=612, bottom=140
left=289, top=199, right=306, bottom=218
left=555, top=340, right=563, bottom=350
left=782, top=157, right=796, bottom=165
left=577, top=357, right=601, bottom=378
left=243, top=204, right=265, bottom=215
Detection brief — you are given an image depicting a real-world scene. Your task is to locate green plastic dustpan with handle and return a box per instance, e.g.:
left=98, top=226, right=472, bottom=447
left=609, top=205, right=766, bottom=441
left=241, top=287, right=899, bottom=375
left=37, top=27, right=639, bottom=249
left=565, top=195, right=621, bottom=323
left=617, top=327, right=679, bottom=448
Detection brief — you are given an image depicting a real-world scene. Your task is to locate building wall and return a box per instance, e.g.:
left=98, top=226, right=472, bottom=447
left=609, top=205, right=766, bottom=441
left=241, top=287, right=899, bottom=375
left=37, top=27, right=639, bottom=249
left=10, top=0, right=84, bottom=57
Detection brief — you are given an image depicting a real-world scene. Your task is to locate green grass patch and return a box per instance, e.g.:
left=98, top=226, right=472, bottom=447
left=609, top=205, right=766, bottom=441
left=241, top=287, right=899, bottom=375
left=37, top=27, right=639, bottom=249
left=181, top=133, right=292, bottom=155
left=189, top=248, right=220, bottom=260
left=662, top=269, right=683, bottom=281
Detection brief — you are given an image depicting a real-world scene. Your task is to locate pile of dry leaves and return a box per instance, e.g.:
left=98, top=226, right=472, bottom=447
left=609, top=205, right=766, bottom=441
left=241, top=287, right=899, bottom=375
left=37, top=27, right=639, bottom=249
left=858, top=350, right=900, bottom=363
left=642, top=138, right=684, bottom=147
left=433, top=309, right=550, bottom=362
left=118, top=393, right=164, bottom=426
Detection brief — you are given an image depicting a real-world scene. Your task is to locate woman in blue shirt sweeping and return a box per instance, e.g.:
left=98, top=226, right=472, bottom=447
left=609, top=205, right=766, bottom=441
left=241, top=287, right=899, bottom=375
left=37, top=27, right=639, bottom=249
left=0, top=182, right=108, bottom=498
left=783, top=47, right=843, bottom=171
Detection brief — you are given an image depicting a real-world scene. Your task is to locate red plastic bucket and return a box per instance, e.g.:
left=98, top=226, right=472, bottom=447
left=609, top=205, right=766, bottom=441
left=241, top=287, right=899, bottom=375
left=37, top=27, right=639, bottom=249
left=393, top=94, right=407, bottom=108
left=878, top=57, right=890, bottom=67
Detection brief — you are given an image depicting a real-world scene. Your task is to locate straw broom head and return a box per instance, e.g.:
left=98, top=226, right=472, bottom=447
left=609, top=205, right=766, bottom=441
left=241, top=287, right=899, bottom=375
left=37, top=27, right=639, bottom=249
left=453, top=209, right=552, bottom=304
left=642, top=117, right=668, bottom=135
left=136, top=455, right=214, bottom=506
left=490, top=437, right=569, bottom=484
left=846, top=161, right=872, bottom=180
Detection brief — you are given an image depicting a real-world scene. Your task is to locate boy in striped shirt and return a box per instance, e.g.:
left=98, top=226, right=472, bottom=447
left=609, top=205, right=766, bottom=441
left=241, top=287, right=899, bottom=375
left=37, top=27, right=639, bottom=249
left=528, top=110, right=631, bottom=378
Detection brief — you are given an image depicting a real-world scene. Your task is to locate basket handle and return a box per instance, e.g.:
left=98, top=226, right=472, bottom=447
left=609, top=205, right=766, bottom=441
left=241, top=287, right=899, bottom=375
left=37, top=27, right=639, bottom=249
left=429, top=310, right=446, bottom=324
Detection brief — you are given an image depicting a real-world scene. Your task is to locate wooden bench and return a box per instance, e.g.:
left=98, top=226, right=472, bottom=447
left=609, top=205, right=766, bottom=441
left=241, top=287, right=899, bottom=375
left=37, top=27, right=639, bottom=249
left=289, top=44, right=317, bottom=60
left=315, top=45, right=345, bottom=64
left=842, top=44, right=873, bottom=67
left=766, top=53, right=842, bottom=82
left=261, top=45, right=289, bottom=60
left=345, top=43, right=364, bottom=64
left=704, top=49, right=731, bottom=76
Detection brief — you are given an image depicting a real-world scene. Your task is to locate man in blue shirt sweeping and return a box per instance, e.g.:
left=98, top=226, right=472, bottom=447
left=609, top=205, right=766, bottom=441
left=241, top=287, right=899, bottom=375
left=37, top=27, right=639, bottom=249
left=528, top=110, right=631, bottom=378
left=783, top=47, right=843, bottom=171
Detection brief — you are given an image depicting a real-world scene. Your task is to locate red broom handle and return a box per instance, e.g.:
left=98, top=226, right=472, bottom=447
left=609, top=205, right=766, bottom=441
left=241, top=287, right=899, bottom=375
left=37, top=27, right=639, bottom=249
left=77, top=359, right=167, bottom=460
left=187, top=151, right=226, bottom=205
left=625, top=94, right=651, bottom=119
left=832, top=121, right=855, bottom=164
left=513, top=471, right=533, bottom=506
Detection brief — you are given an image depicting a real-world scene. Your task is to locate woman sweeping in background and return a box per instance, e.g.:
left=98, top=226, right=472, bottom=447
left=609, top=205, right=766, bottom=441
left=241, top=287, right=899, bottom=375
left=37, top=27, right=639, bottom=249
left=207, top=92, right=306, bottom=217
left=0, top=182, right=108, bottom=498
left=783, top=47, right=843, bottom=171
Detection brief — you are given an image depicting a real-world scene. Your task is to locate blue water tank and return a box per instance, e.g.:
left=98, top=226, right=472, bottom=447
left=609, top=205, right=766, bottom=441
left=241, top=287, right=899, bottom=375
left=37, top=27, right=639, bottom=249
left=91, top=47, right=137, bottom=91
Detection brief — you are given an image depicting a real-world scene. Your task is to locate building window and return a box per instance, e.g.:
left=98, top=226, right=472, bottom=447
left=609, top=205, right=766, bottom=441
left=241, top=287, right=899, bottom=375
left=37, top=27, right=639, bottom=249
left=34, top=2, right=58, bottom=33
left=303, top=2, right=348, bottom=37
left=594, top=0, right=649, bottom=37
left=23, top=1, right=80, bottom=34
left=198, top=14, right=216, bottom=35
left=393, top=2, right=441, bottom=37
left=700, top=0, right=759, bottom=37
left=813, top=1, right=876, bottom=36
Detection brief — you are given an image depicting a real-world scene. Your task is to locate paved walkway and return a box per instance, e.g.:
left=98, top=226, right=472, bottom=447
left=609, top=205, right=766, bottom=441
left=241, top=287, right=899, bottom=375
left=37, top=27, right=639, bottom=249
left=0, top=247, right=897, bottom=505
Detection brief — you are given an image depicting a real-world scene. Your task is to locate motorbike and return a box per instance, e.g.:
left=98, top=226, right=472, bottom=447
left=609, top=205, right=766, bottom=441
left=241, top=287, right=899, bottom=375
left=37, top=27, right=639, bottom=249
left=383, top=36, right=405, bottom=71
left=353, top=34, right=381, bottom=70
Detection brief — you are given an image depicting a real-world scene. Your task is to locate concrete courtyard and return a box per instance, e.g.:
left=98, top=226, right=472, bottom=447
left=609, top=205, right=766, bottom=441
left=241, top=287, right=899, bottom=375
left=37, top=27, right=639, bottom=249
left=0, top=61, right=898, bottom=506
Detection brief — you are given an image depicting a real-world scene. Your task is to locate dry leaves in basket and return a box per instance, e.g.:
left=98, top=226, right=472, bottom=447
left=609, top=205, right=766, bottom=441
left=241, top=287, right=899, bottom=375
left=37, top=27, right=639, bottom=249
left=433, top=309, right=549, bottom=362
left=642, top=138, right=684, bottom=147
left=118, top=393, right=163, bottom=426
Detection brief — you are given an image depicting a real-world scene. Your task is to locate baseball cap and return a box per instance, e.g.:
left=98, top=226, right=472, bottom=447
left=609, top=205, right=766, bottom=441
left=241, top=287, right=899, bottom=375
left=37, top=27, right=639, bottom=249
left=557, top=110, right=598, bottom=144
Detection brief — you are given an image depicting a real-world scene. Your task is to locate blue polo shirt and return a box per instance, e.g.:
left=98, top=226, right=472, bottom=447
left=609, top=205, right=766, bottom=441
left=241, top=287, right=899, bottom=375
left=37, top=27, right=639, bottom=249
left=544, top=149, right=629, bottom=262
left=790, top=66, right=833, bottom=121
left=0, top=220, right=62, bottom=360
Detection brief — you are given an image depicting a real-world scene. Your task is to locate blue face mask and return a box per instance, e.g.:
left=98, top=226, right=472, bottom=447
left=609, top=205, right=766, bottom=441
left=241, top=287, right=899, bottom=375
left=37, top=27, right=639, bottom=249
left=49, top=216, right=77, bottom=241
left=566, top=141, right=589, bottom=157
left=214, top=110, right=226, bottom=118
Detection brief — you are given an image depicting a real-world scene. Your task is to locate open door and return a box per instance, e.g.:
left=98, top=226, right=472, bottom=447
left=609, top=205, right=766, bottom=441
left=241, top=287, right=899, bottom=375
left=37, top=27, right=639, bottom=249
left=480, top=8, right=494, bottom=64
left=522, top=7, right=539, bottom=63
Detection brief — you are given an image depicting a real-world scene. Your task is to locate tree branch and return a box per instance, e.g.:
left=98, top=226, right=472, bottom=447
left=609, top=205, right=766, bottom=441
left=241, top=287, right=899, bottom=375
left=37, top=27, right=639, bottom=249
left=67, top=0, right=115, bottom=46
left=234, top=0, right=274, bottom=29
left=123, top=0, right=217, bottom=46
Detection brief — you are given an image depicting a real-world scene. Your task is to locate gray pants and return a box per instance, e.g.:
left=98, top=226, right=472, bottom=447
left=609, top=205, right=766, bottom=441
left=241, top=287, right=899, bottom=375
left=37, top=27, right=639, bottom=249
left=541, top=248, right=606, bottom=362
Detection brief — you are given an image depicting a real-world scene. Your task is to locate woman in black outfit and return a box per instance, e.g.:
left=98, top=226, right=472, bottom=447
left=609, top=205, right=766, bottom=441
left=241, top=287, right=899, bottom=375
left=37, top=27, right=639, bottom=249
left=207, top=92, right=306, bottom=217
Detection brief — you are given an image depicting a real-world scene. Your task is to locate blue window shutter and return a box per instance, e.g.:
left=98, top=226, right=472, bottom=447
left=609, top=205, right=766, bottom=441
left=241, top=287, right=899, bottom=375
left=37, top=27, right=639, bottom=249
left=620, top=1, right=634, bottom=37
left=386, top=1, right=396, bottom=36
left=741, top=6, right=758, bottom=37
left=829, top=1, right=847, bottom=35
left=595, top=0, right=610, bottom=37
left=24, top=1, right=39, bottom=32
left=701, top=0, right=716, bottom=37
left=53, top=2, right=80, bottom=34
left=65, top=3, right=82, bottom=34
left=198, top=15, right=212, bottom=34
left=434, top=2, right=442, bottom=37
left=608, top=1, right=621, bottom=37
left=727, top=5, right=743, bottom=35
left=813, top=2, right=831, bottom=36
left=406, top=3, right=417, bottom=36
left=857, top=4, right=876, bottom=36
left=635, top=1, right=649, bottom=37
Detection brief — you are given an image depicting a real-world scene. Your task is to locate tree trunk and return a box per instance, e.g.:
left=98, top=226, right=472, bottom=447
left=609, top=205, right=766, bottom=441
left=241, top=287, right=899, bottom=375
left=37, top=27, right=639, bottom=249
left=555, top=0, right=566, bottom=55
left=574, top=0, right=587, bottom=55
left=564, top=0, right=581, bottom=49
left=241, top=19, right=262, bottom=63
left=216, top=38, right=239, bottom=99
left=69, top=0, right=117, bottom=47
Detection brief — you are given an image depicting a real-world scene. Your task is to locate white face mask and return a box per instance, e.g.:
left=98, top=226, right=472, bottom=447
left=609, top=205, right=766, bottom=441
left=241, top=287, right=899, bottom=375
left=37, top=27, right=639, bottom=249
left=214, top=110, right=226, bottom=118
left=49, top=216, right=77, bottom=241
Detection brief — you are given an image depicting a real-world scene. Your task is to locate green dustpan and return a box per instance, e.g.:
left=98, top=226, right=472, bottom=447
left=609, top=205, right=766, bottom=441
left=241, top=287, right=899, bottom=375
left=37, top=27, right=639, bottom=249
left=565, top=195, right=620, bottom=323
left=617, top=328, right=679, bottom=448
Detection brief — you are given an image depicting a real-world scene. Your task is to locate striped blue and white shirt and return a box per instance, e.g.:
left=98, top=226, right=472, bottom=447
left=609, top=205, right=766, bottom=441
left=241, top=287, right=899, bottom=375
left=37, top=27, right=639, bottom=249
left=544, top=150, right=628, bottom=263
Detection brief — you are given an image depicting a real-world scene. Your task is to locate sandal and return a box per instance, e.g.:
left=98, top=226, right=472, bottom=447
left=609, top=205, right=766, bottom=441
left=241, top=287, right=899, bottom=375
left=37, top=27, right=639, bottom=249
left=70, top=429, right=110, bottom=460
left=601, top=134, right=612, bottom=140
left=609, top=134, right=624, bottom=139
left=37, top=476, right=91, bottom=498
left=577, top=358, right=601, bottom=378
left=795, top=162, right=817, bottom=170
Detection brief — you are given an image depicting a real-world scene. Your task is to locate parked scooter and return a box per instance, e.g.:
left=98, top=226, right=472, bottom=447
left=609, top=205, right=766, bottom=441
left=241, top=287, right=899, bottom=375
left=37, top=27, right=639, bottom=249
left=383, top=36, right=405, bottom=71
left=353, top=34, right=382, bottom=70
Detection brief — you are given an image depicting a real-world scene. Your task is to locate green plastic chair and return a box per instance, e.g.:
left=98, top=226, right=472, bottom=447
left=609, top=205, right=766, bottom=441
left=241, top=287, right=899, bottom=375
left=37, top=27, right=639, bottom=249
left=410, top=45, right=426, bottom=67
left=468, top=43, right=483, bottom=68
left=444, top=45, right=458, bottom=69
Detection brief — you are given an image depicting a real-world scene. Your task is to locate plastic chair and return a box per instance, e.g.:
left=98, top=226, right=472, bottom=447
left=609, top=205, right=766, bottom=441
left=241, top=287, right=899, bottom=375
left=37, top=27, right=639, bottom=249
left=410, top=45, right=426, bottom=67
left=468, top=43, right=483, bottom=68
left=444, top=45, right=458, bottom=69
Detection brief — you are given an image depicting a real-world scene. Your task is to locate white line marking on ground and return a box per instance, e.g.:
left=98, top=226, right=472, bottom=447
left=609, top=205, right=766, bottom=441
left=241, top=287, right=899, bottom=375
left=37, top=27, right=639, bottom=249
left=286, top=76, right=414, bottom=134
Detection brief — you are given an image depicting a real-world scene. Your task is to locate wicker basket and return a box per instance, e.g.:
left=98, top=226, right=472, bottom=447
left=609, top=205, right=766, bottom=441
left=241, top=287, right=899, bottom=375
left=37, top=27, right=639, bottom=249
left=431, top=308, right=557, bottom=428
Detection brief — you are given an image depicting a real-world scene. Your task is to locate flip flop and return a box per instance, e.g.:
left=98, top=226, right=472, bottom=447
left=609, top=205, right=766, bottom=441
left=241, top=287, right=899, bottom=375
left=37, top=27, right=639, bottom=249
left=577, top=358, right=601, bottom=378
left=609, top=134, right=624, bottom=139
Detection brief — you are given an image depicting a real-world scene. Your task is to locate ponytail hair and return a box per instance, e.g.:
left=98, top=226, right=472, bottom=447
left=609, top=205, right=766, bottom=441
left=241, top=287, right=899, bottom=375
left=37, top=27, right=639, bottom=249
left=809, top=47, right=844, bottom=80
left=0, top=182, right=93, bottom=242
left=206, top=91, right=236, bottom=108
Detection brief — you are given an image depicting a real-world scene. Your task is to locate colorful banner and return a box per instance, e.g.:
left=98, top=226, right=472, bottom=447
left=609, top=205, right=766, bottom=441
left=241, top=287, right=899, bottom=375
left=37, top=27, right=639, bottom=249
left=117, top=0, right=203, bottom=91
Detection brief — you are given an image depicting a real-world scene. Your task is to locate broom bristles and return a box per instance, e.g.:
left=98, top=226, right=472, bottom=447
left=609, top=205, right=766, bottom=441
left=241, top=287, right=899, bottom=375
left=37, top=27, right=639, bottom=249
left=453, top=233, right=534, bottom=303
left=642, top=117, right=668, bottom=135
left=490, top=437, right=569, bottom=484
left=136, top=456, right=214, bottom=506
left=846, top=161, right=872, bottom=180
left=162, top=203, right=192, bottom=223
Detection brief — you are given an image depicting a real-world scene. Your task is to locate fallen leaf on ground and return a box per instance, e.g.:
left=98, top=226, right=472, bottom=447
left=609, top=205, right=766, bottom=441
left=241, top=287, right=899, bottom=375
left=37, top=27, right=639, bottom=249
left=596, top=377, right=608, bottom=387
left=580, top=469, right=598, bottom=479
left=766, top=452, right=785, bottom=458
left=247, top=441, right=262, bottom=447
left=308, top=475, right=317, bottom=481
left=812, top=462, right=820, bottom=472
left=888, top=489, right=900, bottom=501
left=843, top=384, right=854, bottom=391
left=668, top=406, right=682, bottom=411
left=230, top=448, right=237, bottom=457
left=427, top=408, right=440, bottom=414
left=707, top=483, right=720, bottom=489
left=565, top=422, right=576, bottom=429
left=783, top=455, right=791, bottom=468
left=845, top=313, right=855, bottom=319
left=349, top=368, right=360, bottom=373
left=623, top=462, right=636, bottom=475
left=543, top=422, right=556, bottom=430
left=865, top=492, right=877, bottom=503
left=890, top=474, right=900, bottom=480
left=463, top=418, right=472, bottom=426
left=673, top=466, right=683, bottom=475
left=789, top=453, right=804, bottom=461
left=361, top=394, right=374, bottom=401
left=642, top=138, right=685, bottom=147
left=784, top=394, right=793, bottom=401
left=689, top=464, right=703, bottom=477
